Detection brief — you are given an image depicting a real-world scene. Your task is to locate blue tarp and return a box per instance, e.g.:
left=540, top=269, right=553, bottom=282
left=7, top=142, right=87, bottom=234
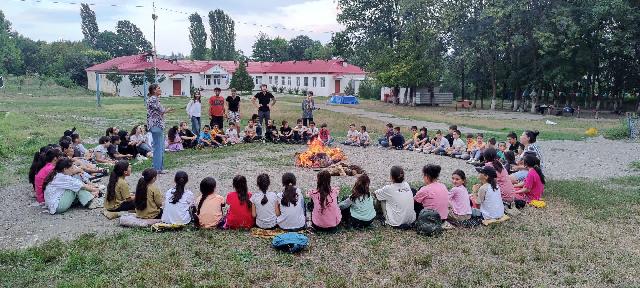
left=327, top=95, right=359, bottom=105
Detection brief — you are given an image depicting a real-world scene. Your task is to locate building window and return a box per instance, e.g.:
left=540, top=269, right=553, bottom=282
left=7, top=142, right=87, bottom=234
left=274, top=76, right=278, bottom=85
left=282, top=76, right=286, bottom=85
left=287, top=76, right=291, bottom=86
left=213, top=75, right=221, bottom=85
left=269, top=76, right=272, bottom=84
left=312, top=77, right=317, bottom=87
left=303, top=77, right=309, bottom=87
left=255, top=76, right=262, bottom=85
left=189, top=76, right=193, bottom=88
left=320, top=77, right=326, bottom=87
left=296, top=77, right=300, bottom=86
left=205, top=75, right=212, bottom=86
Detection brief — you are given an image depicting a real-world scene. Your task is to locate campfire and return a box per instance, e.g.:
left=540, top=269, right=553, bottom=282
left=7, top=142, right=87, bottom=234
left=295, top=138, right=346, bottom=168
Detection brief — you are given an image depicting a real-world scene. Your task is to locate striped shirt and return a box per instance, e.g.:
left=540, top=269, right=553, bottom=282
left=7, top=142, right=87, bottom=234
left=524, top=143, right=544, bottom=169
left=146, top=96, right=166, bottom=129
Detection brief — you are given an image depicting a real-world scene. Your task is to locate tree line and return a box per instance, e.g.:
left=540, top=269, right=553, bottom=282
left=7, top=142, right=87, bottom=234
left=335, top=0, right=640, bottom=112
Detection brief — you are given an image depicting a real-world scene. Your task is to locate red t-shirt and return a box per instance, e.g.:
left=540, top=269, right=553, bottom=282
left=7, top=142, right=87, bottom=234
left=35, top=163, right=55, bottom=203
left=319, top=128, right=330, bottom=141
left=208, top=96, right=225, bottom=117
left=224, top=191, right=254, bottom=229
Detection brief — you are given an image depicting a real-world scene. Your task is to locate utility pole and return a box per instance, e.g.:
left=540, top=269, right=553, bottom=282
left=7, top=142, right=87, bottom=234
left=152, top=2, right=158, bottom=83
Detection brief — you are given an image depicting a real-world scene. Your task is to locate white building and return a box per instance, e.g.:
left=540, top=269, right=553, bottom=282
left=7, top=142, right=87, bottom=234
left=86, top=54, right=367, bottom=97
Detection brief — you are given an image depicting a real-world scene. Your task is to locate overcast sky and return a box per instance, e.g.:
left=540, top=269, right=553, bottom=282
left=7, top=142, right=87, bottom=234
left=2, top=0, right=343, bottom=56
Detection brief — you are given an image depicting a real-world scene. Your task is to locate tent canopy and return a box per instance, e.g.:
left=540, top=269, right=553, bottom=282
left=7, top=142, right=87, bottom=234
left=327, top=95, right=359, bottom=105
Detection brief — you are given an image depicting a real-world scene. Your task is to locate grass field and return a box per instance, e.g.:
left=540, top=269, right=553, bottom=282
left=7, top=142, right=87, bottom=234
left=1, top=78, right=639, bottom=287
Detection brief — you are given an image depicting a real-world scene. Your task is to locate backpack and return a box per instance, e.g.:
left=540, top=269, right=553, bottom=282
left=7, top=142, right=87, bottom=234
left=415, top=209, right=443, bottom=237
left=272, top=232, right=309, bottom=253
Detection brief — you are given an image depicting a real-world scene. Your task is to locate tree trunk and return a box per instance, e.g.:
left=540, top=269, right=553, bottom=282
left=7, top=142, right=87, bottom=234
left=490, top=75, right=497, bottom=110
left=480, top=87, right=484, bottom=109
left=473, top=84, right=479, bottom=108
left=460, top=59, right=465, bottom=101
left=513, top=88, right=520, bottom=112
left=530, top=90, right=537, bottom=114
left=636, top=92, right=640, bottom=113
left=393, top=86, right=400, bottom=105
left=403, top=88, right=409, bottom=106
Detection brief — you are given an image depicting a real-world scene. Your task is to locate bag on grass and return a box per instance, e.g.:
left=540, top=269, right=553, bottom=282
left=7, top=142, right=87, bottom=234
left=415, top=209, right=443, bottom=237
left=272, top=232, right=308, bottom=253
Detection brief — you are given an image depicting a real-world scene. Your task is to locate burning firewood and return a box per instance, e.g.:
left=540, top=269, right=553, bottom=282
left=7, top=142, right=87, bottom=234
left=295, top=139, right=346, bottom=168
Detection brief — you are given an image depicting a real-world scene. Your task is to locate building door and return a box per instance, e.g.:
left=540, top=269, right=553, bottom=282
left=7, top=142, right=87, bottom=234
left=334, top=80, right=341, bottom=94
left=172, top=80, right=181, bottom=96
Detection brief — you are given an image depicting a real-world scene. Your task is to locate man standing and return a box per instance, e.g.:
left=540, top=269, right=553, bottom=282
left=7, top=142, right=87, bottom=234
left=225, top=88, right=241, bottom=128
left=208, top=87, right=225, bottom=130
left=251, top=84, right=276, bottom=135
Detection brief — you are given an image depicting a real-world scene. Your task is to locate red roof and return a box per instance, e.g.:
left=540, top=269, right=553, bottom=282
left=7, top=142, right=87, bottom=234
left=86, top=54, right=189, bottom=73
left=88, top=55, right=366, bottom=75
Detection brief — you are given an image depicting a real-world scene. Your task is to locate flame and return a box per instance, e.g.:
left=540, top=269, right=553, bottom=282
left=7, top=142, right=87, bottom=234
left=295, top=138, right=346, bottom=168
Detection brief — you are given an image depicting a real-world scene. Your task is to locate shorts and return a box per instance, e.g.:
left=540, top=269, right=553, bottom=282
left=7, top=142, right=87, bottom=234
left=227, top=111, right=240, bottom=123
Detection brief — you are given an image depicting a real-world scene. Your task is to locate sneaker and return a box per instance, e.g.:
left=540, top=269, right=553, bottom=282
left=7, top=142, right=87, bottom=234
left=87, top=196, right=104, bottom=209
left=441, top=221, right=455, bottom=230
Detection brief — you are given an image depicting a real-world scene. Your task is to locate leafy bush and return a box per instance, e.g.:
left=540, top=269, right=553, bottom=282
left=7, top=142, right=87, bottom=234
left=287, top=88, right=294, bottom=94
left=300, top=88, right=308, bottom=96
left=54, top=76, right=76, bottom=88
left=271, top=85, right=278, bottom=92
left=278, top=86, right=285, bottom=93
left=358, top=78, right=382, bottom=99
left=603, top=119, right=630, bottom=140
left=344, top=81, right=355, bottom=96
left=293, top=87, right=300, bottom=95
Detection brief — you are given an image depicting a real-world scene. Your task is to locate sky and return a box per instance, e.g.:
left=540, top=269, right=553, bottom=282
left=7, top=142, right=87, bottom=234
left=2, top=0, right=343, bottom=56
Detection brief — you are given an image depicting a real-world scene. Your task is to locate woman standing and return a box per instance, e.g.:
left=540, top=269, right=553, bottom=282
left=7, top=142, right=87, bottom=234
left=186, top=91, right=202, bottom=137
left=146, top=84, right=174, bottom=173
left=301, top=91, right=317, bottom=127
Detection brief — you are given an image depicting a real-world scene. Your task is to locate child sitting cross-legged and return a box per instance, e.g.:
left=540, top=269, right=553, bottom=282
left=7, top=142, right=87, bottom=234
left=280, top=120, right=293, bottom=143
left=194, top=177, right=225, bottom=229
left=43, top=158, right=101, bottom=214
left=403, top=126, right=419, bottom=151
left=446, top=130, right=466, bottom=158
left=513, top=154, right=545, bottom=204
left=339, top=174, right=375, bottom=228
left=224, top=175, right=255, bottom=229
left=319, top=123, right=334, bottom=146
left=94, top=136, right=116, bottom=164
left=265, top=119, right=279, bottom=143
left=276, top=173, right=306, bottom=231
left=414, top=165, right=449, bottom=221
left=389, top=127, right=405, bottom=150
left=343, top=124, right=360, bottom=146
left=105, top=160, right=136, bottom=212
left=225, top=122, right=240, bottom=145
left=428, top=130, right=450, bottom=155
left=161, top=171, right=194, bottom=225
left=243, top=120, right=260, bottom=143
left=447, top=170, right=472, bottom=223
left=472, top=166, right=505, bottom=220
left=414, top=127, right=429, bottom=152
left=467, top=133, right=486, bottom=164
left=357, top=126, right=371, bottom=147
left=250, top=174, right=278, bottom=229
left=291, top=119, right=305, bottom=144
left=307, top=170, right=341, bottom=232
left=134, top=168, right=163, bottom=219
left=198, top=125, right=214, bottom=147
left=211, top=124, right=227, bottom=146
left=378, top=123, right=394, bottom=147
left=497, top=141, right=507, bottom=161
left=373, top=166, right=416, bottom=228
left=460, top=133, right=476, bottom=160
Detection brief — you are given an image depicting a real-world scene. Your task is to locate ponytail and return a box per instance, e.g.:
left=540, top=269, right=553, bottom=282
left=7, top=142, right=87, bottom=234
left=42, top=158, right=74, bottom=193
left=171, top=171, right=189, bottom=204
left=482, top=148, right=503, bottom=173
left=135, top=168, right=157, bottom=210
left=488, top=176, right=498, bottom=191
left=257, top=173, right=270, bottom=206
left=233, top=175, right=251, bottom=209
left=523, top=154, right=545, bottom=184
left=197, top=177, right=217, bottom=215
left=281, top=173, right=298, bottom=207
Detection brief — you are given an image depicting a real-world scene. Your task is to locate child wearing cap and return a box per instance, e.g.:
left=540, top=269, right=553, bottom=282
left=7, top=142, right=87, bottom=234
left=472, top=166, right=504, bottom=220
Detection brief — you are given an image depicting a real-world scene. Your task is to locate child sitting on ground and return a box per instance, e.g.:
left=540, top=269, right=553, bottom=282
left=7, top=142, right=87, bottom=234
left=105, top=161, right=135, bottom=212
left=265, top=119, right=279, bottom=143
left=414, top=127, right=429, bottom=152
left=307, top=170, right=341, bottom=232
left=357, top=126, right=371, bottom=147
left=243, top=120, right=260, bottom=143
left=306, top=122, right=319, bottom=143
left=504, top=151, right=517, bottom=174
left=444, top=125, right=457, bottom=147
left=403, top=126, right=419, bottom=151
left=497, top=142, right=507, bottom=161
left=343, top=124, right=360, bottom=146
left=472, top=166, right=504, bottom=220
left=280, top=120, right=293, bottom=143
left=319, top=123, right=334, bottom=146
left=93, top=136, right=116, bottom=164
left=250, top=174, right=278, bottom=229
left=178, top=122, right=197, bottom=149
left=211, top=124, right=227, bottom=146
left=429, top=130, right=451, bottom=155
left=225, top=122, right=240, bottom=145
left=291, top=119, right=305, bottom=144
left=224, top=175, right=255, bottom=229
left=378, top=123, right=394, bottom=147
left=460, top=133, right=476, bottom=160
left=251, top=114, right=263, bottom=137
left=339, top=174, right=375, bottom=228
left=446, top=130, right=466, bottom=158
left=135, top=168, right=163, bottom=219
left=199, top=125, right=214, bottom=147
left=414, top=165, right=449, bottom=221
left=108, top=136, right=133, bottom=160
left=43, top=158, right=101, bottom=214
left=514, top=154, right=545, bottom=203
left=71, top=133, right=93, bottom=160
left=35, top=149, right=63, bottom=204
left=373, top=166, right=416, bottom=228
left=166, top=126, right=184, bottom=152
left=161, top=171, right=194, bottom=225
left=448, top=170, right=472, bottom=223
left=467, top=133, right=486, bottom=164
left=194, top=177, right=225, bottom=229
left=276, top=173, right=306, bottom=231
left=389, top=127, right=405, bottom=150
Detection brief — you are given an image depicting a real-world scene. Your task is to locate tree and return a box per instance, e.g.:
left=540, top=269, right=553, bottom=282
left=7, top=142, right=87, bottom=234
left=15, top=35, right=44, bottom=74
left=115, top=20, right=152, bottom=57
left=251, top=33, right=290, bottom=61
left=304, top=42, right=333, bottom=60
left=188, top=13, right=208, bottom=60
left=0, top=11, right=23, bottom=75
left=128, top=68, right=166, bottom=96
left=95, top=31, right=119, bottom=57
left=209, top=9, right=236, bottom=60
left=230, top=61, right=254, bottom=94
left=80, top=3, right=99, bottom=48
left=105, top=67, right=123, bottom=96
left=288, top=35, right=317, bottom=60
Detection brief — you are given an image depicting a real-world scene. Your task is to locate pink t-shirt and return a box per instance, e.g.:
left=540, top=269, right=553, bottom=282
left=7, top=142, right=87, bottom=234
left=524, top=168, right=544, bottom=202
left=307, top=187, right=341, bottom=228
left=485, top=162, right=515, bottom=202
left=414, top=182, right=449, bottom=220
left=34, top=163, right=54, bottom=203
left=448, top=186, right=472, bottom=216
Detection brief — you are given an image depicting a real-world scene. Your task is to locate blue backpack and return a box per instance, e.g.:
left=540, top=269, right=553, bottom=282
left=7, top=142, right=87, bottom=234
left=272, top=232, right=308, bottom=253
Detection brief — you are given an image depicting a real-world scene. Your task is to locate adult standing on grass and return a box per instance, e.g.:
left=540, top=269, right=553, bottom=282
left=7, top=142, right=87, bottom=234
left=209, top=87, right=226, bottom=130
left=252, top=84, right=276, bottom=135
left=301, top=91, right=318, bottom=127
left=186, top=91, right=202, bottom=137
left=146, top=84, right=174, bottom=174
left=225, top=88, right=241, bottom=128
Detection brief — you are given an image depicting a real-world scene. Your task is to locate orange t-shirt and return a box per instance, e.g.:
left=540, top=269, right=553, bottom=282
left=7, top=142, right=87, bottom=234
left=208, top=96, right=225, bottom=117
left=195, top=194, right=225, bottom=228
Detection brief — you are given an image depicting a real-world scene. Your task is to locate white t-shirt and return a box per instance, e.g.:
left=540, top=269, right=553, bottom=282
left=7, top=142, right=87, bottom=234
left=347, top=129, right=360, bottom=141
left=93, top=144, right=109, bottom=160
left=452, top=138, right=465, bottom=152
left=276, top=188, right=306, bottom=230
left=374, top=182, right=416, bottom=226
left=44, top=173, right=84, bottom=214
left=225, top=128, right=239, bottom=142
left=308, top=127, right=319, bottom=136
left=250, top=191, right=278, bottom=229
left=186, top=100, right=202, bottom=117
left=478, top=184, right=504, bottom=220
left=161, top=188, right=195, bottom=224
left=359, top=132, right=370, bottom=143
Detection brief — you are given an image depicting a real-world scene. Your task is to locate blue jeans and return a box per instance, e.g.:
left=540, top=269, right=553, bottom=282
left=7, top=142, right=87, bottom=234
left=150, top=127, right=164, bottom=171
left=191, top=116, right=201, bottom=138
left=257, top=110, right=270, bottom=135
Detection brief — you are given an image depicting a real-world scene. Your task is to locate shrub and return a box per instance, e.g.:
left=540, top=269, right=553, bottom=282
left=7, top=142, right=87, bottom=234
left=294, top=87, right=300, bottom=95
left=54, top=76, right=76, bottom=89
left=344, top=81, right=355, bottom=96
left=278, top=86, right=285, bottom=93
left=287, top=88, right=294, bottom=94
left=300, top=88, right=308, bottom=96
left=271, top=85, right=278, bottom=92
left=358, top=78, right=382, bottom=99
left=603, top=119, right=630, bottom=140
